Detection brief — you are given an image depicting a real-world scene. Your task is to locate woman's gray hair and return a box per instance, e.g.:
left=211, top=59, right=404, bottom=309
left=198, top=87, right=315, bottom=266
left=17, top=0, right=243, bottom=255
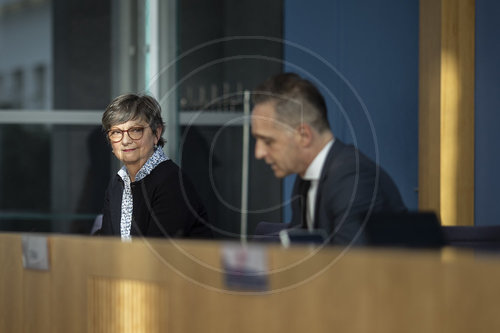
left=102, top=93, right=166, bottom=147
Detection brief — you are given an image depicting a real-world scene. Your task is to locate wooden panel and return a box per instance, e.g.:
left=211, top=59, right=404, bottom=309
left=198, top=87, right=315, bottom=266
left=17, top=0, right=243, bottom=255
left=443, top=259, right=500, bottom=332
left=419, top=0, right=442, bottom=215
left=0, top=234, right=23, bottom=332
left=419, top=0, right=475, bottom=225
left=3, top=234, right=500, bottom=332
left=88, top=277, right=168, bottom=333
left=23, top=270, right=51, bottom=333
left=440, top=0, right=475, bottom=226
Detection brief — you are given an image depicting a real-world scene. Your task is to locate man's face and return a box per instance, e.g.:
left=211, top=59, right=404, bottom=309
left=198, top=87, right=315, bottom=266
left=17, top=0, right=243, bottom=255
left=251, top=102, right=302, bottom=178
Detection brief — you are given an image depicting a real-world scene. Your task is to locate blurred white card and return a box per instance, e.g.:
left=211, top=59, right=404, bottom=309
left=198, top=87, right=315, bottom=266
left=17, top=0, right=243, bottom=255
left=22, top=235, right=50, bottom=270
left=221, top=243, right=268, bottom=291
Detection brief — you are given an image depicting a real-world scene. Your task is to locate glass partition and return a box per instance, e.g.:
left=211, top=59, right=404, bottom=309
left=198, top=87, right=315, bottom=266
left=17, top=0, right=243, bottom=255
left=0, top=124, right=110, bottom=233
left=0, top=0, right=115, bottom=233
left=0, top=0, right=284, bottom=237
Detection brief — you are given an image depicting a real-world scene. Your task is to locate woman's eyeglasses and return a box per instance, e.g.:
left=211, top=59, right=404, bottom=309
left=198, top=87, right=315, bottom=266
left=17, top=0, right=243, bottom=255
left=107, top=126, right=146, bottom=143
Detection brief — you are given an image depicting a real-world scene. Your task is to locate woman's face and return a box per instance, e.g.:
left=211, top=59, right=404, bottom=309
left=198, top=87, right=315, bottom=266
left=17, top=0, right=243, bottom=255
left=108, top=118, right=161, bottom=172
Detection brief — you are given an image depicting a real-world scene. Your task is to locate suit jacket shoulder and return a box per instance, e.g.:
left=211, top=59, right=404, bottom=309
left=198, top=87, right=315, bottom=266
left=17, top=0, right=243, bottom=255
left=292, top=139, right=406, bottom=245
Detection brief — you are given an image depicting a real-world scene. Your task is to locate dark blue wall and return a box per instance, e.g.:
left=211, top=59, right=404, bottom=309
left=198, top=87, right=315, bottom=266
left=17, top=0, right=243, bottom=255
left=283, top=0, right=419, bottom=221
left=475, top=0, right=500, bottom=226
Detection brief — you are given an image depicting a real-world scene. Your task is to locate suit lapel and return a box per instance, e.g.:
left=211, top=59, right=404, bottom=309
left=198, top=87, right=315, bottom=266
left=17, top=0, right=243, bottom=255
left=313, top=140, right=344, bottom=229
left=290, top=175, right=303, bottom=227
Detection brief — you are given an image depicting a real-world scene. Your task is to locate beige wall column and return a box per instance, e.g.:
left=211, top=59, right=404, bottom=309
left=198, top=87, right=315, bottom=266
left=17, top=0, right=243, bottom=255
left=419, top=0, right=475, bottom=226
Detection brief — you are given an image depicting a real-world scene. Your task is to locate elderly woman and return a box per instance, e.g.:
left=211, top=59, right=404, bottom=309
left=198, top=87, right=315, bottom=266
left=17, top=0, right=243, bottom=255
left=99, top=93, right=212, bottom=239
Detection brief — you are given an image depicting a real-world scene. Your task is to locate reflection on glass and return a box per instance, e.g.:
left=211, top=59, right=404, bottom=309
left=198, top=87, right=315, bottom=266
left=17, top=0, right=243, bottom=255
left=0, top=125, right=111, bottom=234
left=0, top=0, right=52, bottom=110
left=0, top=0, right=286, bottom=238
left=181, top=125, right=282, bottom=240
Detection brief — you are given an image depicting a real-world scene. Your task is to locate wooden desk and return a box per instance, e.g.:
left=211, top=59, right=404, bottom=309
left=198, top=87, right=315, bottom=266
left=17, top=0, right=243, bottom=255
left=1, top=233, right=500, bottom=332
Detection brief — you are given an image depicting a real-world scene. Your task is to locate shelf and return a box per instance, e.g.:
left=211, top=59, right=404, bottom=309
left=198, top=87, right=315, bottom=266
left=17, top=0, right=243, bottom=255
left=179, top=111, right=247, bottom=126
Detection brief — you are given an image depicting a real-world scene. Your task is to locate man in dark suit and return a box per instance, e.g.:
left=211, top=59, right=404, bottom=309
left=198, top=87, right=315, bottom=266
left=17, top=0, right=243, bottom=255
left=251, top=73, right=406, bottom=245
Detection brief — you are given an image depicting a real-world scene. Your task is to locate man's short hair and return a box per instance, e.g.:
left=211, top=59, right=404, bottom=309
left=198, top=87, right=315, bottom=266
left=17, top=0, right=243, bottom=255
left=252, top=73, right=331, bottom=133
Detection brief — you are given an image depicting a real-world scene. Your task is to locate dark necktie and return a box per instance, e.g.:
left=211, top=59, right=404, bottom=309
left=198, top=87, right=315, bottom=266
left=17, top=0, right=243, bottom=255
left=298, top=179, right=311, bottom=229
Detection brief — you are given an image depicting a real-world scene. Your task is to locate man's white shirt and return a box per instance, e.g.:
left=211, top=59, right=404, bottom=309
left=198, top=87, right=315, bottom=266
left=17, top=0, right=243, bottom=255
left=302, top=139, right=334, bottom=231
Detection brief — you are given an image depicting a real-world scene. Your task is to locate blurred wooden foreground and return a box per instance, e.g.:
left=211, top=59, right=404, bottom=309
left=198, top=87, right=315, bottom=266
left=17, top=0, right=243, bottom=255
left=1, top=233, right=500, bottom=332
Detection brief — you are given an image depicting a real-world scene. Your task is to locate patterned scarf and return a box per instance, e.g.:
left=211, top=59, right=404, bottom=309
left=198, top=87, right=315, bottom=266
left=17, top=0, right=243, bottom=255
left=117, top=147, right=169, bottom=240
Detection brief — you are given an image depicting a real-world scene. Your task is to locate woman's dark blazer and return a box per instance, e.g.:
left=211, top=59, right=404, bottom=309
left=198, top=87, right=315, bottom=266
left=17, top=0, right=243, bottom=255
left=100, top=160, right=212, bottom=238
